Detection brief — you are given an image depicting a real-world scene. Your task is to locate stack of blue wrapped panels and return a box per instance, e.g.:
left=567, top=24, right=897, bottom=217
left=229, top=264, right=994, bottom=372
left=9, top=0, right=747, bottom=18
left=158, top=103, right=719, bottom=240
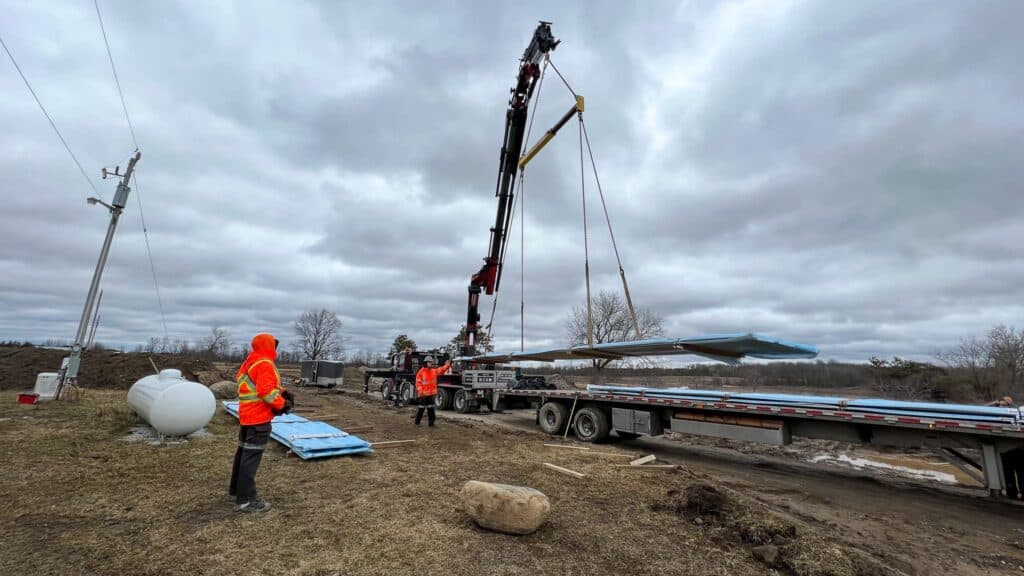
left=586, top=386, right=1021, bottom=425
left=222, top=401, right=373, bottom=459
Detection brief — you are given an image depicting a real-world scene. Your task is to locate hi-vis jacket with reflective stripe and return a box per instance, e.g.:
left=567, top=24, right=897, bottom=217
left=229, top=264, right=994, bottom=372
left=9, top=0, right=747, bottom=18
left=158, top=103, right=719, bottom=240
left=415, top=361, right=451, bottom=397
left=236, top=333, right=286, bottom=426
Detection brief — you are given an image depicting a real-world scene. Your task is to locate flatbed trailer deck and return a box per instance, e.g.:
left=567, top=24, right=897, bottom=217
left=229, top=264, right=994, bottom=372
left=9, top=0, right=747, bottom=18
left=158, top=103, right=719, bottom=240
left=492, top=388, right=1024, bottom=499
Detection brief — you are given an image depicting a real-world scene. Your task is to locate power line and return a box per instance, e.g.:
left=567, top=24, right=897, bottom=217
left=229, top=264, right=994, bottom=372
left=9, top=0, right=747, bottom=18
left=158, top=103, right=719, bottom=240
left=0, top=33, right=100, bottom=195
left=132, top=173, right=169, bottom=340
left=93, top=0, right=137, bottom=149
left=94, top=0, right=169, bottom=340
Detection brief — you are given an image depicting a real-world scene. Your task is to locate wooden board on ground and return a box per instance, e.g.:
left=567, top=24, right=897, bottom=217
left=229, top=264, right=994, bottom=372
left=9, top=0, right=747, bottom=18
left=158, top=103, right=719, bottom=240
left=613, top=464, right=676, bottom=469
left=543, top=463, right=585, bottom=479
left=630, top=454, right=657, bottom=466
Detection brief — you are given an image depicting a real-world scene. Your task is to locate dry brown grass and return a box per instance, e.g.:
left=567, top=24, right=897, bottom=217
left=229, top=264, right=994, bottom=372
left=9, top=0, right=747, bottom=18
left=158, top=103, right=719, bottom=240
left=0, top=389, right=902, bottom=576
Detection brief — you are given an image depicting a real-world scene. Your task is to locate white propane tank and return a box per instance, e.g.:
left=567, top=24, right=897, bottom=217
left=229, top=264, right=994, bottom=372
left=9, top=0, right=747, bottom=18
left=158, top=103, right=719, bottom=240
left=127, top=369, right=216, bottom=436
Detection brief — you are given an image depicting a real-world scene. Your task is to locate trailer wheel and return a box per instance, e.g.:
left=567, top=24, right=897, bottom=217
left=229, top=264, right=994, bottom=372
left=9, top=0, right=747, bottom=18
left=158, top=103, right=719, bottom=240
left=400, top=381, right=416, bottom=405
left=573, top=406, right=611, bottom=443
left=436, top=388, right=452, bottom=410
left=379, top=380, right=391, bottom=401
left=538, top=402, right=569, bottom=435
left=453, top=389, right=471, bottom=413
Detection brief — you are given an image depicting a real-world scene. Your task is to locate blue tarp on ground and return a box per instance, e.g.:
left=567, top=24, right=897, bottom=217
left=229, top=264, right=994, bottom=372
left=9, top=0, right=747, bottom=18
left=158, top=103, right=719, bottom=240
left=221, top=401, right=373, bottom=459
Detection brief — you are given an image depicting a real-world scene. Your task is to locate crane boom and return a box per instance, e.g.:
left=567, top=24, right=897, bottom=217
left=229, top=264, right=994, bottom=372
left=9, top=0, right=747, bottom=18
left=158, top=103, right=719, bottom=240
left=464, top=22, right=559, bottom=357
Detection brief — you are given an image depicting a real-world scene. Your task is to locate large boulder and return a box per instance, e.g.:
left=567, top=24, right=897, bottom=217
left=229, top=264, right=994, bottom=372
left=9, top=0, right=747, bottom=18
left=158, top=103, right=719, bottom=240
left=460, top=480, right=550, bottom=535
left=193, top=370, right=225, bottom=386
left=209, top=380, right=237, bottom=400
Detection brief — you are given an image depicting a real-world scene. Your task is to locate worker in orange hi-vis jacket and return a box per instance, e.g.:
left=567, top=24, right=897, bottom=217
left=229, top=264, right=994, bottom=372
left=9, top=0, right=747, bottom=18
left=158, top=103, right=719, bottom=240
left=229, top=333, right=293, bottom=513
left=414, top=356, right=450, bottom=427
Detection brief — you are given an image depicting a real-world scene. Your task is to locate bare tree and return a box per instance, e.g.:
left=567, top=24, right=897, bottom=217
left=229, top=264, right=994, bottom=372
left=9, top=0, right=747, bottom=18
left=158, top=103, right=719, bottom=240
left=937, top=336, right=996, bottom=399
left=988, top=325, right=1024, bottom=396
left=294, top=309, right=344, bottom=360
left=145, top=336, right=162, bottom=353
left=566, top=290, right=665, bottom=381
left=200, top=326, right=231, bottom=359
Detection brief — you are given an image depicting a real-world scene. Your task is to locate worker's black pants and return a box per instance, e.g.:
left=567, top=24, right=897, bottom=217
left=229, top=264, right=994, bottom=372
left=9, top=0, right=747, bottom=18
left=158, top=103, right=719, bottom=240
left=415, top=395, right=436, bottom=426
left=229, top=423, right=271, bottom=504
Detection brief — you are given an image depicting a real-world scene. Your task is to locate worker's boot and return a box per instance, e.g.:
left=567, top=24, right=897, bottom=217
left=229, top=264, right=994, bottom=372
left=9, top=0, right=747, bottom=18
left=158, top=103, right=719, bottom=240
left=235, top=499, right=271, bottom=513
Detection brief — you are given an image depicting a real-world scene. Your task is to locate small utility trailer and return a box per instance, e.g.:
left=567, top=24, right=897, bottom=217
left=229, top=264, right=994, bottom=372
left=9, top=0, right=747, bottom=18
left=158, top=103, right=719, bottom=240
left=490, top=385, right=1024, bottom=500
left=299, top=360, right=344, bottom=388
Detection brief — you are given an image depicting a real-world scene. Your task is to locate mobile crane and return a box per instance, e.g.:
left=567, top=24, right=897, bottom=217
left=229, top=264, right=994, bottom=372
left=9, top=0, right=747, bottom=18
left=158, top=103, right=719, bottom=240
left=366, top=22, right=574, bottom=412
left=464, top=20, right=583, bottom=358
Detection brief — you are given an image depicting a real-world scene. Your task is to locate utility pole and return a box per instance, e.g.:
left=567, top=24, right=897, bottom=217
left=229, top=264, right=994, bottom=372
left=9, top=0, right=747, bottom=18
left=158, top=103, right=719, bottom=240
left=86, top=289, right=103, bottom=349
left=54, top=151, right=141, bottom=400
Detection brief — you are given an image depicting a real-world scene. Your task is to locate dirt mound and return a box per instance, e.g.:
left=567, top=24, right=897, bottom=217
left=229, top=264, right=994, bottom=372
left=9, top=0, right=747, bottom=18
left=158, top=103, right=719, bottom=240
left=650, top=482, right=904, bottom=576
left=0, top=346, right=214, bottom=391
left=653, top=482, right=733, bottom=517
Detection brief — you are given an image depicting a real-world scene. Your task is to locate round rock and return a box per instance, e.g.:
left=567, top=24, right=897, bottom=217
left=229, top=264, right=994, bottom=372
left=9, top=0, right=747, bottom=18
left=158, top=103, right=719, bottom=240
left=460, top=480, right=551, bottom=535
left=209, top=380, right=237, bottom=400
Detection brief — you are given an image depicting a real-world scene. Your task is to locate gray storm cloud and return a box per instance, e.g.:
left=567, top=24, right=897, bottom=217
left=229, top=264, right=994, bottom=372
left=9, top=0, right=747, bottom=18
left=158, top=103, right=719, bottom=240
left=1, top=0, right=1020, bottom=362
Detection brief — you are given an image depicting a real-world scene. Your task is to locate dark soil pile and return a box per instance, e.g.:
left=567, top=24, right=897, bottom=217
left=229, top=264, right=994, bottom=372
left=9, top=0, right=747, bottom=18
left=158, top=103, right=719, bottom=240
left=650, top=481, right=900, bottom=576
left=0, top=346, right=214, bottom=391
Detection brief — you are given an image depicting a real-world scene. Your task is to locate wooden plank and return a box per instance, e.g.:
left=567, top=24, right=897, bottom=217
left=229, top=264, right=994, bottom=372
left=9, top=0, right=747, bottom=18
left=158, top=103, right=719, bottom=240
left=341, top=425, right=374, bottom=433
left=544, top=444, right=590, bottom=450
left=613, top=464, right=676, bottom=469
left=543, top=463, right=586, bottom=479
left=630, top=454, right=657, bottom=466
left=370, top=440, right=416, bottom=447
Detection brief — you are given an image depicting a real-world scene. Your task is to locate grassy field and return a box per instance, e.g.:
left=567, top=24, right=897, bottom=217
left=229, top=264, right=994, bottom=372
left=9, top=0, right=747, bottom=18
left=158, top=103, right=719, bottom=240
left=0, top=388, right=973, bottom=576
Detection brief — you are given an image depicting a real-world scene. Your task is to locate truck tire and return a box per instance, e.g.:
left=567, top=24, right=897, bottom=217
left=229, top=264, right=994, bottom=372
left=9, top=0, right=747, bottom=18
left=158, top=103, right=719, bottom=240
left=435, top=387, right=452, bottom=410
left=380, top=380, right=391, bottom=401
left=453, top=389, right=471, bottom=413
left=538, top=401, right=569, bottom=435
left=400, top=381, right=414, bottom=404
left=573, top=406, right=611, bottom=443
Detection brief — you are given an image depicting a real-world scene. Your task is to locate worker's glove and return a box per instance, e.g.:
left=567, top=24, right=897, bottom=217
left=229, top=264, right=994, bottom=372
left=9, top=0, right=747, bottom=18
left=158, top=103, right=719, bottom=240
left=281, top=388, right=295, bottom=414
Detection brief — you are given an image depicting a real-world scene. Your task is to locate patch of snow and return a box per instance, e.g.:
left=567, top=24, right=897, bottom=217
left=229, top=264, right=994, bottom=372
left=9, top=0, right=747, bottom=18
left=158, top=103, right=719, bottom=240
left=810, top=453, right=958, bottom=484
left=123, top=425, right=211, bottom=445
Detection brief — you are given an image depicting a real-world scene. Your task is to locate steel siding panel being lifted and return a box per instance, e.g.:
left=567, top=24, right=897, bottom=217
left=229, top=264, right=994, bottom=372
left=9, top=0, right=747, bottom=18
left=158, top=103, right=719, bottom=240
left=458, top=333, right=819, bottom=364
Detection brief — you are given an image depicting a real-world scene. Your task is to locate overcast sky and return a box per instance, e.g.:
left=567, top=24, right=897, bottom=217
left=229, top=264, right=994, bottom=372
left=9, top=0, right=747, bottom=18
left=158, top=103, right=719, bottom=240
left=1, top=0, right=1021, bottom=363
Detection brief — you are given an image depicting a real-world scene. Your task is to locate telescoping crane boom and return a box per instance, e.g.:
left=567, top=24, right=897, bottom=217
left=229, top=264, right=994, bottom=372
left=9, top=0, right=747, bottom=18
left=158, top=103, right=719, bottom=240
left=463, top=21, right=583, bottom=357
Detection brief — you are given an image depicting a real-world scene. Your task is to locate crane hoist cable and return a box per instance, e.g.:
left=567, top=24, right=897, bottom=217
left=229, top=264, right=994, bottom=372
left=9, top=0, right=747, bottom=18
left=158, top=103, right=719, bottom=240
left=578, top=110, right=593, bottom=346
left=582, top=120, right=641, bottom=338
left=548, top=54, right=641, bottom=340
left=483, top=48, right=642, bottom=353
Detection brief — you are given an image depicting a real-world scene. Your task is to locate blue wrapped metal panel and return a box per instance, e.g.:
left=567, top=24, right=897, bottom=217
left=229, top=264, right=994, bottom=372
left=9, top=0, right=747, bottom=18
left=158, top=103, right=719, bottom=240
left=847, top=398, right=1017, bottom=418
left=221, top=401, right=372, bottom=459
left=585, top=385, right=1022, bottom=424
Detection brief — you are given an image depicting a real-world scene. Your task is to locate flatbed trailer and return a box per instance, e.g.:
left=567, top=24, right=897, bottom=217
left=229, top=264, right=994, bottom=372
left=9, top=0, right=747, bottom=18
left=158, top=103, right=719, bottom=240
left=489, top=388, right=1024, bottom=499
